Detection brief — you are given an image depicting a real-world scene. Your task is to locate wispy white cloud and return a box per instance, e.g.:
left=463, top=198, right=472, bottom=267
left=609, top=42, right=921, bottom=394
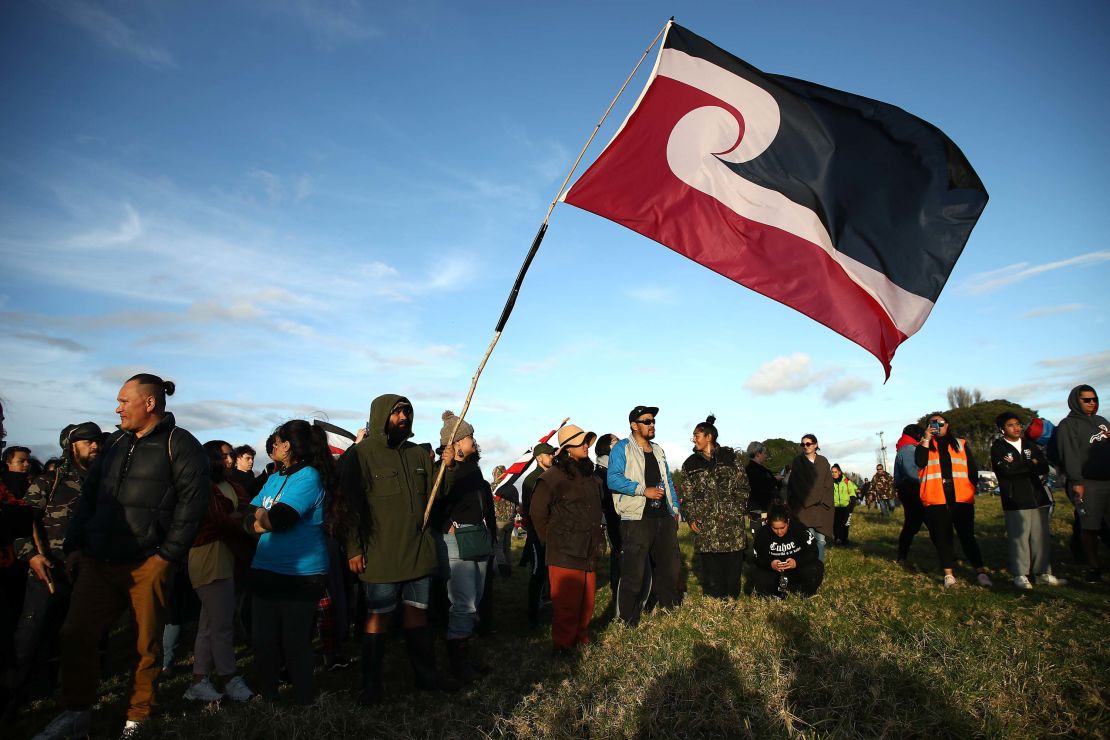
left=1022, top=304, right=1083, bottom=319
left=822, top=377, right=872, bottom=405
left=69, top=202, right=142, bottom=247
left=821, top=437, right=875, bottom=463
left=43, top=0, right=176, bottom=68
left=744, top=353, right=821, bottom=394
left=260, top=0, right=377, bottom=47
left=247, top=170, right=315, bottom=204
left=623, top=285, right=675, bottom=305
left=12, top=332, right=88, bottom=353
left=961, top=250, right=1110, bottom=295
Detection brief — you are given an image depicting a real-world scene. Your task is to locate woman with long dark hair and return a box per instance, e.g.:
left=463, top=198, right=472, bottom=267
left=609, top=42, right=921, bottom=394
left=530, top=425, right=604, bottom=654
left=183, top=441, right=253, bottom=703
left=248, top=420, right=335, bottom=704
left=680, top=415, right=749, bottom=598
left=786, top=434, right=834, bottom=562
left=915, top=412, right=991, bottom=588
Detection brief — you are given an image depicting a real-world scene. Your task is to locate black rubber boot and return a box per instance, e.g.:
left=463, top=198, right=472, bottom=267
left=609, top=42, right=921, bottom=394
left=466, top=637, right=491, bottom=676
left=404, top=627, right=460, bottom=692
left=445, top=638, right=478, bottom=684
left=357, top=633, right=387, bottom=705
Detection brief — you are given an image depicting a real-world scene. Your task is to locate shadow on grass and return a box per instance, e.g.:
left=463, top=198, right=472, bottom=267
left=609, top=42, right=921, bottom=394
left=770, top=611, right=979, bottom=738
left=631, top=641, right=780, bottom=738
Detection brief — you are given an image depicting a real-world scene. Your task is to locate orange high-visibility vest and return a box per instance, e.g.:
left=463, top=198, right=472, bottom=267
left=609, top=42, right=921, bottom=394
left=918, top=438, right=975, bottom=506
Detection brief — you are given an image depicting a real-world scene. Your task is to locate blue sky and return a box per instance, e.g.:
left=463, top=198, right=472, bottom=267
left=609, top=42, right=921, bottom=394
left=1, top=0, right=1107, bottom=476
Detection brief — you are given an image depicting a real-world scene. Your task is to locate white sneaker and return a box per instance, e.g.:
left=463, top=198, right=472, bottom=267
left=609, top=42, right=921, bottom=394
left=183, top=677, right=224, bottom=702
left=222, top=675, right=255, bottom=702
left=977, top=572, right=993, bottom=587
left=32, top=710, right=92, bottom=740
left=943, top=574, right=957, bottom=589
left=120, top=720, right=142, bottom=739
left=1035, top=573, right=1067, bottom=587
left=1013, top=575, right=1033, bottom=590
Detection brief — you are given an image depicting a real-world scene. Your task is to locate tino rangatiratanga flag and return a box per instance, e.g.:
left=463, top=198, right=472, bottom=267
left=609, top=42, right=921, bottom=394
left=563, top=22, right=988, bottom=376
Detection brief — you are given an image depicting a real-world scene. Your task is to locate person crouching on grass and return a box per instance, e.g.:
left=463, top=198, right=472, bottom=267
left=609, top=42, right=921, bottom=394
left=749, top=504, right=824, bottom=598
left=529, top=425, right=605, bottom=656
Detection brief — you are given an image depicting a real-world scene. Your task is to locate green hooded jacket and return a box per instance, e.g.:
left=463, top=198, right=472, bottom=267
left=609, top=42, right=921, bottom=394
left=339, top=393, right=438, bottom=583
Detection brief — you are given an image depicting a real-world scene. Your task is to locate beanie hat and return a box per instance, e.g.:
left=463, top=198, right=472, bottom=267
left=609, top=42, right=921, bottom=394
left=439, top=410, right=475, bottom=448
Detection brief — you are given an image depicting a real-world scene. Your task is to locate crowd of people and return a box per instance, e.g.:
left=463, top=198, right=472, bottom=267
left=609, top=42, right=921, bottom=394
left=0, top=376, right=1107, bottom=739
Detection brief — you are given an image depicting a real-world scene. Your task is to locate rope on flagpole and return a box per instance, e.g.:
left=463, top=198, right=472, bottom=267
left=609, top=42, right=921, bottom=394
left=422, top=18, right=674, bottom=530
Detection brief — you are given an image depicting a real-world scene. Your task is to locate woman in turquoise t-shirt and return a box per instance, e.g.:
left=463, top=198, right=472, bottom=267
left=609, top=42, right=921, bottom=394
left=248, top=419, right=335, bottom=704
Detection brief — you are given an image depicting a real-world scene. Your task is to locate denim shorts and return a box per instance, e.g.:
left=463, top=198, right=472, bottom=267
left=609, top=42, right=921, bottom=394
left=361, top=576, right=432, bottom=614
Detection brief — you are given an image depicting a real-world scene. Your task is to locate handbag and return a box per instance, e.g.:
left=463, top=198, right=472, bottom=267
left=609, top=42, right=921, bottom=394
left=453, top=523, right=491, bottom=561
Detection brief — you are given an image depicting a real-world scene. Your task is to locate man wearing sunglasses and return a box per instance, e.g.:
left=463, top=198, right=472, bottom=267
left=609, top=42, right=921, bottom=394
left=607, top=405, right=681, bottom=626
left=1056, top=385, right=1110, bottom=582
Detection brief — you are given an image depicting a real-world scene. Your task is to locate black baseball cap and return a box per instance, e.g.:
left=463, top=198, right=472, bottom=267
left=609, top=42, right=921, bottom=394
left=61, top=421, right=103, bottom=447
left=628, top=405, right=659, bottom=422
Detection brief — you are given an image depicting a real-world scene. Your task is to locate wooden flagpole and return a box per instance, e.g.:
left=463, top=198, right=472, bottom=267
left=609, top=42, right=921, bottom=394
left=421, top=18, right=674, bottom=529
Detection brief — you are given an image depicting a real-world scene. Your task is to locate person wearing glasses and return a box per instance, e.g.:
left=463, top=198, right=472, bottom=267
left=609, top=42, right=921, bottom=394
left=1056, top=385, right=1110, bottom=582
left=786, top=434, right=834, bottom=562
left=915, top=413, right=991, bottom=588
left=607, top=405, right=680, bottom=626
left=529, top=425, right=604, bottom=655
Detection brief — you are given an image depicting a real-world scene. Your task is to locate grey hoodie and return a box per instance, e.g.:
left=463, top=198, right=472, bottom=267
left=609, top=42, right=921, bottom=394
left=1055, top=385, right=1110, bottom=484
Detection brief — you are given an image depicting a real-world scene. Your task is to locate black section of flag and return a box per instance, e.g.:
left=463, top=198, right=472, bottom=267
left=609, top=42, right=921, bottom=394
left=662, top=23, right=988, bottom=301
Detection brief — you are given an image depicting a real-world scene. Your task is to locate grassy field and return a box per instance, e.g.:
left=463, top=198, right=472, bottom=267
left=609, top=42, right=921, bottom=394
left=9, top=495, right=1109, bottom=739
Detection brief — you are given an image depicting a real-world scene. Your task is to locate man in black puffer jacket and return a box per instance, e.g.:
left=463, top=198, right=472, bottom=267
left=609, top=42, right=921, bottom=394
left=35, top=374, right=208, bottom=740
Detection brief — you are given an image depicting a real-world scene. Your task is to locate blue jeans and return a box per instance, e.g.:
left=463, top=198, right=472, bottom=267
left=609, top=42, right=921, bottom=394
left=436, top=531, right=488, bottom=640
left=361, top=576, right=432, bottom=614
left=808, top=528, right=827, bottom=563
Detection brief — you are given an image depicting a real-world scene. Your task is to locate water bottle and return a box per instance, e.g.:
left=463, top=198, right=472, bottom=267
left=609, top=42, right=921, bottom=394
left=778, top=574, right=789, bottom=595
left=649, top=482, right=664, bottom=510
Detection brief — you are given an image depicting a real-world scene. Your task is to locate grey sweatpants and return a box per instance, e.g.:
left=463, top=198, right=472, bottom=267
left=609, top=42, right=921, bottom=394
left=193, top=578, right=237, bottom=676
left=1003, top=507, right=1053, bottom=577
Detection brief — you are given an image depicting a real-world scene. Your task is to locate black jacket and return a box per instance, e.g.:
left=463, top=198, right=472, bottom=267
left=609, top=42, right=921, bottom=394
left=745, top=460, right=781, bottom=512
left=430, top=458, right=496, bottom=537
left=65, top=413, right=210, bottom=563
left=752, top=520, right=818, bottom=571
left=990, top=438, right=1050, bottom=511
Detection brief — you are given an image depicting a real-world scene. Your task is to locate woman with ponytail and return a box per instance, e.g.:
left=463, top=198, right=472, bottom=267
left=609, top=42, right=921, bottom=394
left=247, top=420, right=334, bottom=704
left=680, top=415, right=750, bottom=598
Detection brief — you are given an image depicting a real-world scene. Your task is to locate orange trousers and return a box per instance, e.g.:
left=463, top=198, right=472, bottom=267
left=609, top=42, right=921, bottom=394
left=548, top=565, right=595, bottom=650
left=59, top=554, right=174, bottom=721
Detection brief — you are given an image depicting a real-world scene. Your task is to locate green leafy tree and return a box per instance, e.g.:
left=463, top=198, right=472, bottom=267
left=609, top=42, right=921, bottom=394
left=918, top=399, right=1038, bottom=466
left=761, top=437, right=798, bottom=475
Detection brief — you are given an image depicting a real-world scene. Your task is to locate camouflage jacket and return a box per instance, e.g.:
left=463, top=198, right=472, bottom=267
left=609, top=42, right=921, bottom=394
left=680, top=447, right=750, bottom=553
left=871, top=471, right=895, bottom=500
left=16, top=465, right=85, bottom=562
left=493, top=495, right=517, bottom=527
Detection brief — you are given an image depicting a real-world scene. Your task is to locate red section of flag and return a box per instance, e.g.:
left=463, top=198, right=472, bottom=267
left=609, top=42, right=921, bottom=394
left=313, top=420, right=356, bottom=460
left=565, top=75, right=905, bottom=374
left=497, top=420, right=567, bottom=499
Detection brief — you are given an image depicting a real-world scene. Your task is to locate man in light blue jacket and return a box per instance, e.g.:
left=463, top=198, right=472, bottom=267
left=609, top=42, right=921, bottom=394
left=607, top=405, right=680, bottom=626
